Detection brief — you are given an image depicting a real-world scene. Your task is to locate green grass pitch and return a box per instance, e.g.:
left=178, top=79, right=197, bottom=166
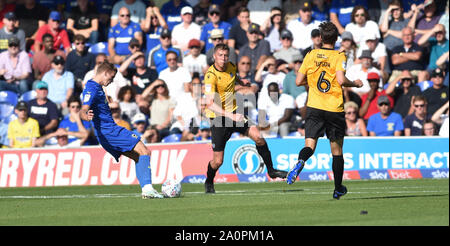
left=0, top=179, right=448, bottom=226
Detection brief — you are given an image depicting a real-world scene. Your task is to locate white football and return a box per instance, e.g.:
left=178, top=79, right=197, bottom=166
left=161, top=179, right=182, bottom=198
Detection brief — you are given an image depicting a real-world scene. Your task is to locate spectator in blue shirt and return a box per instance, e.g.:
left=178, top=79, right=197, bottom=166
left=418, top=23, right=449, bottom=71
left=147, top=28, right=183, bottom=74
left=108, top=7, right=143, bottom=65
left=200, top=4, right=232, bottom=52
left=367, top=95, right=404, bottom=136
left=58, top=95, right=91, bottom=145
left=160, top=0, right=191, bottom=30
left=142, top=5, right=168, bottom=55
left=329, top=0, right=368, bottom=34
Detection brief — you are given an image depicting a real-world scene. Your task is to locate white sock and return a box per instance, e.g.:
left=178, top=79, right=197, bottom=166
left=142, top=184, right=154, bottom=192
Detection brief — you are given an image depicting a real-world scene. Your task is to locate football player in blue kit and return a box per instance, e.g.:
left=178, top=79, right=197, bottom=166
left=79, top=62, right=163, bottom=199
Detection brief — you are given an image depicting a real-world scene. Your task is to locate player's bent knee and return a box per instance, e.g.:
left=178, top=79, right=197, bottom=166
left=134, top=141, right=151, bottom=156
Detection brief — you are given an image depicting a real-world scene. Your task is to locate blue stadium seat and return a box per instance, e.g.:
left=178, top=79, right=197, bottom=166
left=0, top=103, right=14, bottom=122
left=0, top=90, right=18, bottom=106
left=1, top=113, right=17, bottom=124
left=88, top=42, right=109, bottom=55
left=161, top=133, right=182, bottom=143
left=19, top=90, right=37, bottom=102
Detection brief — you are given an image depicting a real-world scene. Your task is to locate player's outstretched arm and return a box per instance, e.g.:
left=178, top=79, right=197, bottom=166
left=336, top=71, right=363, bottom=88
left=79, top=105, right=94, bottom=121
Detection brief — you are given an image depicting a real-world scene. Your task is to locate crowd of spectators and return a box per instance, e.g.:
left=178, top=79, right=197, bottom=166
left=0, top=0, right=449, bottom=149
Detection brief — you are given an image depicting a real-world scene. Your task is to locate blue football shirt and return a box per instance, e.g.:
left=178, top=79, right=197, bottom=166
left=108, top=22, right=142, bottom=56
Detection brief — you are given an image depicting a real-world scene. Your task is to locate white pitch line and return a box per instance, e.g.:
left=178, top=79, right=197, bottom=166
left=0, top=189, right=447, bottom=199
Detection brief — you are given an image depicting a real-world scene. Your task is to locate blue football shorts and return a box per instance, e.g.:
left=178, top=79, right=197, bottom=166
left=96, top=125, right=141, bottom=162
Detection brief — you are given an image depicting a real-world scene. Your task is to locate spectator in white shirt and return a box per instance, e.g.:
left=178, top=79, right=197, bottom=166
left=286, top=1, right=320, bottom=50
left=346, top=50, right=383, bottom=96
left=158, top=50, right=192, bottom=99
left=171, top=6, right=202, bottom=54
left=182, top=39, right=207, bottom=75
left=344, top=5, right=381, bottom=47
left=257, top=82, right=295, bottom=137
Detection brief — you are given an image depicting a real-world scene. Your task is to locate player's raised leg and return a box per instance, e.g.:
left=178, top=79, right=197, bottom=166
left=247, top=126, right=288, bottom=179
left=124, top=141, right=163, bottom=199
left=287, top=138, right=317, bottom=184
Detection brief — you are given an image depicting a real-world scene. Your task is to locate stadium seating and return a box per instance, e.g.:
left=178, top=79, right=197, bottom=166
left=0, top=90, right=18, bottom=106
left=88, top=42, right=109, bottom=55
left=161, top=133, right=182, bottom=143
left=0, top=103, right=14, bottom=122
left=19, top=90, right=37, bottom=102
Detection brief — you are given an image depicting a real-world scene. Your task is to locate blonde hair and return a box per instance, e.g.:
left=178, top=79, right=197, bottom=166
left=344, top=101, right=359, bottom=111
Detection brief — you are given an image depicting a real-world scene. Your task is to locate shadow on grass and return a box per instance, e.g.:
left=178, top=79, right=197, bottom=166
left=347, top=193, right=448, bottom=200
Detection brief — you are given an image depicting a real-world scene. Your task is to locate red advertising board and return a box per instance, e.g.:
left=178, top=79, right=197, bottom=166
left=0, top=142, right=212, bottom=188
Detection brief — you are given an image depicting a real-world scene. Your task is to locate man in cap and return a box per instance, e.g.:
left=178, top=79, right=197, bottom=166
left=0, top=12, right=26, bottom=52
left=147, top=28, right=183, bottom=73
left=238, top=23, right=271, bottom=73
left=34, top=11, right=71, bottom=54
left=385, top=70, right=422, bottom=118
left=41, top=55, right=75, bottom=114
left=7, top=101, right=40, bottom=148
left=359, top=72, right=394, bottom=121
left=200, top=4, right=232, bottom=52
left=206, top=29, right=237, bottom=66
left=172, top=6, right=202, bottom=53
left=286, top=0, right=321, bottom=50
left=274, top=29, right=303, bottom=67
left=367, top=95, right=404, bottom=136
left=346, top=50, right=383, bottom=96
left=108, top=7, right=143, bottom=65
left=423, top=68, right=449, bottom=117
left=160, top=0, right=191, bottom=30
left=356, top=33, right=389, bottom=81
left=183, top=39, right=208, bottom=75
left=0, top=36, right=32, bottom=94
left=27, top=80, right=59, bottom=136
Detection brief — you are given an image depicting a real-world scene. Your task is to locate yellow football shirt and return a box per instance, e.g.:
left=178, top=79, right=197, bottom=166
left=299, top=48, right=347, bottom=112
left=7, top=117, right=40, bottom=148
left=204, top=62, right=238, bottom=118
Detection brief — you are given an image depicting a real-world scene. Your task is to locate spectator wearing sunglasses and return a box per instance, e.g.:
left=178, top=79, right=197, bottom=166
left=0, top=36, right=32, bottom=94
left=41, top=55, right=75, bottom=115
left=27, top=81, right=59, bottom=136
left=366, top=95, right=404, bottom=136
left=0, top=12, right=26, bottom=53
left=110, top=0, right=147, bottom=28
left=404, top=95, right=429, bottom=136
left=206, top=28, right=237, bottom=66
left=7, top=101, right=40, bottom=148
left=385, top=70, right=422, bottom=118
left=200, top=4, right=232, bottom=53
left=65, top=34, right=96, bottom=95
left=237, top=23, right=271, bottom=73
left=108, top=7, right=143, bottom=65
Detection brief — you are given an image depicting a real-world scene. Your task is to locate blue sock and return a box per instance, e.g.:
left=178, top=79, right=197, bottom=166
left=135, top=155, right=151, bottom=188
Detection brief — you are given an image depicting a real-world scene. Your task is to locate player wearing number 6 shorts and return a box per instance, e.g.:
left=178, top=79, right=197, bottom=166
left=286, top=22, right=363, bottom=200
left=203, top=43, right=288, bottom=194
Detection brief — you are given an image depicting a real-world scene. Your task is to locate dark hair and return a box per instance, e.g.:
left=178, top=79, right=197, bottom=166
left=319, top=21, right=338, bottom=45
left=117, top=85, right=136, bottom=102
left=74, top=34, right=86, bottom=42
left=166, top=50, right=178, bottom=58
left=237, top=6, right=249, bottom=15
left=351, top=5, right=370, bottom=23
left=42, top=33, right=54, bottom=41
left=67, top=95, right=81, bottom=106
left=213, top=43, right=230, bottom=54
left=389, top=0, right=403, bottom=8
